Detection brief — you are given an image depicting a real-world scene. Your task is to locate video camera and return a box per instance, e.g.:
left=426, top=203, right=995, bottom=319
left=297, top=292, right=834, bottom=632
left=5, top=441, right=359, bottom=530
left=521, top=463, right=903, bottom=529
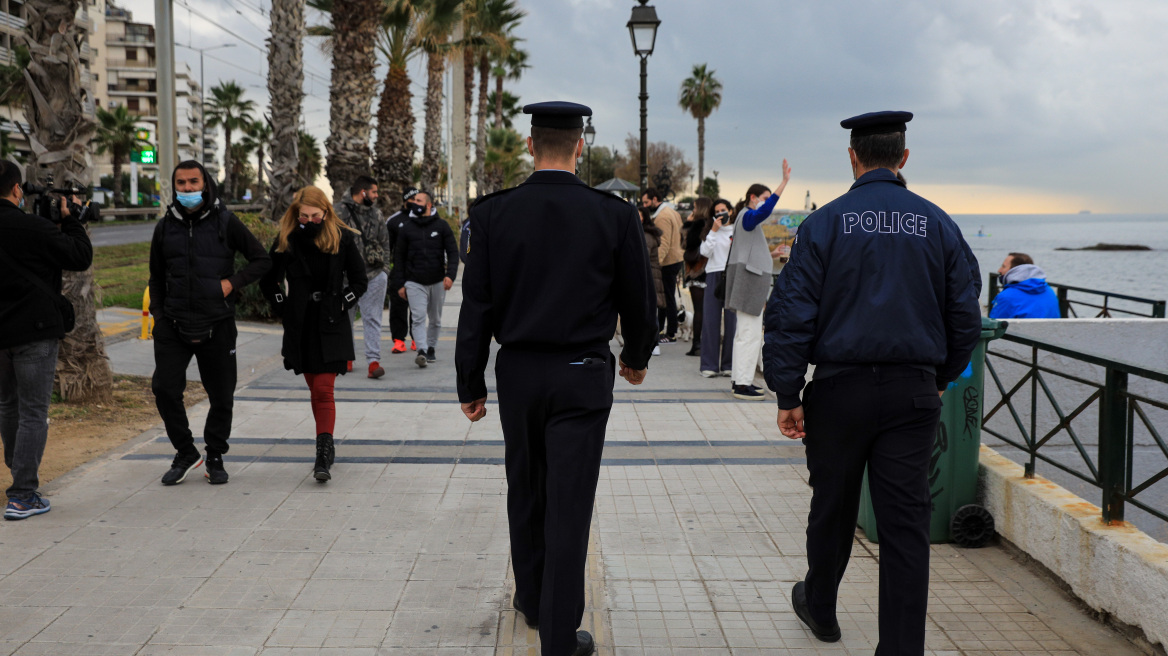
left=21, top=175, right=101, bottom=224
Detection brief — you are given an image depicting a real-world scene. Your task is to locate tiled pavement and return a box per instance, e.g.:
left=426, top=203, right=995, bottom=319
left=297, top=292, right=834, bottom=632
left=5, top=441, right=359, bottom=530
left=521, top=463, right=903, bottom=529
left=1, top=288, right=1145, bottom=655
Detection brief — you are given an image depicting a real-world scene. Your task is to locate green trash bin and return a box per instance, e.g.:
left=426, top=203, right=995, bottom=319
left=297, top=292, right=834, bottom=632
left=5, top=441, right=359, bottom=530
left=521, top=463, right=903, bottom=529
left=856, top=316, right=1008, bottom=547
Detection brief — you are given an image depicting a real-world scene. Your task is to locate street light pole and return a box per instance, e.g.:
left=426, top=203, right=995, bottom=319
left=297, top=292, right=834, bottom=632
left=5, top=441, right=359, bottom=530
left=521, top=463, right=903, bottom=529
left=584, top=117, right=596, bottom=187
left=627, top=1, right=660, bottom=196
left=179, top=43, right=235, bottom=165
left=638, top=55, right=648, bottom=194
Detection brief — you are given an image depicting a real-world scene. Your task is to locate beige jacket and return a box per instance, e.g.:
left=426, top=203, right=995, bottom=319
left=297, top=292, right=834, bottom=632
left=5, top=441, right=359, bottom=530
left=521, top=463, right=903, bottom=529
left=654, top=204, right=684, bottom=266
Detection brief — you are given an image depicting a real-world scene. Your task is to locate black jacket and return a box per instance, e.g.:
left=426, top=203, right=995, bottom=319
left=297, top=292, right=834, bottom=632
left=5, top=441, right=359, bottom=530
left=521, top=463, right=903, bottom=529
left=0, top=199, right=93, bottom=349
left=260, top=228, right=368, bottom=373
left=390, top=211, right=459, bottom=290
left=148, top=163, right=270, bottom=329
left=762, top=169, right=983, bottom=409
left=455, top=170, right=657, bottom=403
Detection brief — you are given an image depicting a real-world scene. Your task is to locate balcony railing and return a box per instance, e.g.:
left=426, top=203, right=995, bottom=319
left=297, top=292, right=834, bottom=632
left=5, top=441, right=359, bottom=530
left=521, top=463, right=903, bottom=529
left=109, top=84, right=157, bottom=94
left=0, top=13, right=26, bottom=31
left=983, top=332, right=1168, bottom=528
left=988, top=275, right=1167, bottom=318
left=106, top=59, right=156, bottom=69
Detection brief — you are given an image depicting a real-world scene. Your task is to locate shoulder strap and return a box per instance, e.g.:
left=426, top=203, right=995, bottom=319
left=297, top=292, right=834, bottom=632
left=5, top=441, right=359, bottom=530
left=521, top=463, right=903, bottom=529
left=0, top=240, right=60, bottom=300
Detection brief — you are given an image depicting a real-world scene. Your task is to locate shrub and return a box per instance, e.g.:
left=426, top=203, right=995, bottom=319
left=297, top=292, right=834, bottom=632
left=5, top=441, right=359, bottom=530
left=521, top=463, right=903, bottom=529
left=234, top=212, right=279, bottom=322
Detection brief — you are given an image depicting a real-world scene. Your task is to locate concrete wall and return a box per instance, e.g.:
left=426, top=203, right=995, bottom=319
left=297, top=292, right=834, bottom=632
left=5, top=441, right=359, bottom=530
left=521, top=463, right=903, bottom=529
left=980, top=446, right=1168, bottom=651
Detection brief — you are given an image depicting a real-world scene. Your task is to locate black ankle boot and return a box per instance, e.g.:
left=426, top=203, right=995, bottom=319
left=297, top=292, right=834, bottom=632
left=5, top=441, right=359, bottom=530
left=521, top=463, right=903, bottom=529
left=314, top=433, right=334, bottom=482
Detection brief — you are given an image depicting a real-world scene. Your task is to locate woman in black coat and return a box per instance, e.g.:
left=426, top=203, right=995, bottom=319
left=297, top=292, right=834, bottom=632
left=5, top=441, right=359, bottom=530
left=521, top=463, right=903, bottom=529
left=260, top=186, right=367, bottom=482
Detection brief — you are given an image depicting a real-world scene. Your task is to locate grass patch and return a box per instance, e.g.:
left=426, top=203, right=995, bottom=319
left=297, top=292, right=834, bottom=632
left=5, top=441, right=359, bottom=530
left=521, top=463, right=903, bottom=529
left=94, top=241, right=151, bottom=308
left=92, top=218, right=160, bottom=229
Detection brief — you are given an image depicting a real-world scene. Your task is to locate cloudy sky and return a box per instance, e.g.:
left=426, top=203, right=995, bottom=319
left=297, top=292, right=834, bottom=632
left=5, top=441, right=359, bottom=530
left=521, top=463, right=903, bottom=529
left=120, top=0, right=1168, bottom=213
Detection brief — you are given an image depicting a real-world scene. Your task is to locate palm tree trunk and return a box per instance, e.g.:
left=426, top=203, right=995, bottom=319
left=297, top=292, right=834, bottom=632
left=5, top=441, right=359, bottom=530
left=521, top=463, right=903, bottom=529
left=112, top=158, right=124, bottom=206
left=420, top=49, right=445, bottom=193
left=697, top=116, right=705, bottom=195
left=255, top=145, right=265, bottom=199
left=494, top=72, right=504, bottom=128
left=266, top=0, right=304, bottom=222
left=23, top=0, right=112, bottom=403
left=463, top=48, right=474, bottom=199
left=475, top=53, right=489, bottom=194
left=324, top=0, right=379, bottom=204
left=373, top=64, right=415, bottom=215
left=222, top=126, right=234, bottom=200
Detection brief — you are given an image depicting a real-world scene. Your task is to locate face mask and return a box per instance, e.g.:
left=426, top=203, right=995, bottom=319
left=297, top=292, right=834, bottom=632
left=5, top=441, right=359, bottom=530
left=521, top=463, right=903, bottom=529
left=361, top=194, right=374, bottom=208
left=714, top=211, right=729, bottom=221
left=408, top=203, right=425, bottom=218
left=298, top=221, right=323, bottom=236
left=176, top=191, right=203, bottom=209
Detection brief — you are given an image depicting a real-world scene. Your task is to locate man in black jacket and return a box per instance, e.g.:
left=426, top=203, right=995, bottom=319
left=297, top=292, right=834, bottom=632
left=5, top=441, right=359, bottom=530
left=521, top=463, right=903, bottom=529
left=391, top=191, right=457, bottom=368
left=385, top=187, right=418, bottom=354
left=148, top=161, right=271, bottom=486
left=0, top=161, right=92, bottom=520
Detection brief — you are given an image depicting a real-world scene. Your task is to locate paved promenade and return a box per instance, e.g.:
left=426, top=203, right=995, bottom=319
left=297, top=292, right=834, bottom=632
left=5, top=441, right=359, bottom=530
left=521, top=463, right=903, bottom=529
left=2, top=289, right=1145, bottom=654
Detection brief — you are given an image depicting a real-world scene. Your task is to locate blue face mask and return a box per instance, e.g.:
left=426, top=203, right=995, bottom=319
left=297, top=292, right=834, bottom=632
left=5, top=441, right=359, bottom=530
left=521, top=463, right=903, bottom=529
left=176, top=191, right=203, bottom=209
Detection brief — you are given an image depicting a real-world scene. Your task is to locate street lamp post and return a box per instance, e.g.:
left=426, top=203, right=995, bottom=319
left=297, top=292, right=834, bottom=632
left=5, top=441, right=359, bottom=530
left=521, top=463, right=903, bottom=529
left=627, top=0, right=660, bottom=196
left=584, top=117, right=596, bottom=187
left=179, top=43, right=235, bottom=164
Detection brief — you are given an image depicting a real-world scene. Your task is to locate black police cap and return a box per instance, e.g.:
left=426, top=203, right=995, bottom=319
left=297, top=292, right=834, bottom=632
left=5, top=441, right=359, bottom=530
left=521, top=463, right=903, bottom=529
left=840, top=110, right=913, bottom=137
left=523, top=101, right=592, bottom=129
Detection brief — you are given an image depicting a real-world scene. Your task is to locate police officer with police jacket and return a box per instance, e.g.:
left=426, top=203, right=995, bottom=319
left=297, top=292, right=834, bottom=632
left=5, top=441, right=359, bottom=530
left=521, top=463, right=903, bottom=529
left=149, top=161, right=271, bottom=487
left=762, top=112, right=982, bottom=655
left=456, top=102, right=657, bottom=656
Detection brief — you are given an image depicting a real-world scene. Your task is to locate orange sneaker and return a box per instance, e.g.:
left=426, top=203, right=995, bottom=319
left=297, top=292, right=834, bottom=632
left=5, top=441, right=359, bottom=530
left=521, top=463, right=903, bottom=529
left=347, top=361, right=353, bottom=372
left=410, top=340, right=417, bottom=351
left=368, top=361, right=385, bottom=379
left=391, top=339, right=406, bottom=354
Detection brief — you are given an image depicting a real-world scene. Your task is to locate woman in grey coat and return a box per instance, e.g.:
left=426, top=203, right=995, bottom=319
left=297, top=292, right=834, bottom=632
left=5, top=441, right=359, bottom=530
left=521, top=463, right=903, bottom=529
left=724, top=159, right=791, bottom=400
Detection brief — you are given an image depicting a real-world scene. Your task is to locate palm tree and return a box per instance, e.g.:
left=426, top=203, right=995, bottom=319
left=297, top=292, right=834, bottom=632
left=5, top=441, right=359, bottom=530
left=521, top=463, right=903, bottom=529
left=417, top=0, right=463, bottom=193
left=482, top=126, right=529, bottom=191
left=486, top=89, right=521, bottom=129
left=316, top=0, right=380, bottom=204
left=229, top=141, right=258, bottom=199
left=678, top=64, right=723, bottom=195
left=93, top=106, right=148, bottom=207
left=267, top=0, right=304, bottom=221
left=297, top=130, right=323, bottom=186
left=246, top=119, right=273, bottom=200
left=465, top=0, right=524, bottom=194
left=22, top=0, right=112, bottom=402
left=205, top=81, right=255, bottom=201
left=492, top=40, right=527, bottom=128
left=371, top=0, right=425, bottom=212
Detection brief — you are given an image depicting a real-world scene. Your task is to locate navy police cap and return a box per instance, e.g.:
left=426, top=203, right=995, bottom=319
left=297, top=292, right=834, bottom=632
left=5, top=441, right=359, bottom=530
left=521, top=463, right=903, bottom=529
left=840, top=110, right=913, bottom=137
left=523, top=101, right=592, bottom=129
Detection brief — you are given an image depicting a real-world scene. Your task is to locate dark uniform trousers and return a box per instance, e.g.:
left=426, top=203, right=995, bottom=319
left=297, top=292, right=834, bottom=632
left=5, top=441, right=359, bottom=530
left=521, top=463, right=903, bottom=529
left=495, top=346, right=614, bottom=656
left=151, top=316, right=238, bottom=457
left=802, top=365, right=942, bottom=656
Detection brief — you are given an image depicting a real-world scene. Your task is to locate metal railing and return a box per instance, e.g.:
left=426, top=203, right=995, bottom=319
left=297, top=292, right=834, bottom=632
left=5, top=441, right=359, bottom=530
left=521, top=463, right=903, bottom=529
left=0, top=13, right=26, bottom=31
left=988, top=274, right=1166, bottom=318
left=982, top=332, right=1168, bottom=525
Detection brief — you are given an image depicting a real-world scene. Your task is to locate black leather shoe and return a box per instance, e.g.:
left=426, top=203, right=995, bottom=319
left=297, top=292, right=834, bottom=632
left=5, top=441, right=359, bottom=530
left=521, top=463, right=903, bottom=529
left=512, top=593, right=537, bottom=628
left=792, top=581, right=841, bottom=642
left=314, top=433, right=334, bottom=482
left=573, top=630, right=595, bottom=655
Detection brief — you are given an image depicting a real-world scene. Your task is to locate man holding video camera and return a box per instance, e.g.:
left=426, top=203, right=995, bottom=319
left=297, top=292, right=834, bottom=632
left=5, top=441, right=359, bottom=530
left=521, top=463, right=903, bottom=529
left=0, top=161, right=93, bottom=521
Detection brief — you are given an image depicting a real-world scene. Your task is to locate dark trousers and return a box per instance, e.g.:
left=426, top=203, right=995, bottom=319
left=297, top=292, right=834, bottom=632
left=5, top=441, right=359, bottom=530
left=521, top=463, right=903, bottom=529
left=388, top=286, right=411, bottom=341
left=495, top=347, right=614, bottom=656
left=151, top=317, right=238, bottom=457
left=689, top=282, right=705, bottom=347
left=802, top=365, right=941, bottom=656
left=699, top=271, right=736, bottom=373
left=0, top=338, right=58, bottom=500
left=657, top=262, right=683, bottom=337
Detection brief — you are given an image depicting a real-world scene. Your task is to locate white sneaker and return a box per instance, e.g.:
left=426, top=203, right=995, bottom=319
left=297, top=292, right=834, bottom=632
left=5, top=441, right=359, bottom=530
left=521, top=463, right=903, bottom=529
left=652, top=345, right=661, bottom=356
left=700, top=370, right=717, bottom=378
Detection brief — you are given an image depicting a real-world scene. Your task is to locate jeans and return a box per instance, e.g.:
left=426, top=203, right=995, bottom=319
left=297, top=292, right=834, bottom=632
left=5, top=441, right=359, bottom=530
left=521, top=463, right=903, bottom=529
left=657, top=262, right=683, bottom=337
left=404, top=281, right=445, bottom=353
left=732, top=309, right=763, bottom=386
left=348, top=271, right=388, bottom=362
left=0, top=338, right=59, bottom=500
left=700, top=271, right=736, bottom=373
left=151, top=317, right=238, bottom=457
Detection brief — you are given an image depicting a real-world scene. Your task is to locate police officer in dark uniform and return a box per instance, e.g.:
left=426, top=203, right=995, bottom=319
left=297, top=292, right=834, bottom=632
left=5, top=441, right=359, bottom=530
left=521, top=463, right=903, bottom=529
left=762, top=111, right=982, bottom=655
left=455, top=101, right=657, bottom=656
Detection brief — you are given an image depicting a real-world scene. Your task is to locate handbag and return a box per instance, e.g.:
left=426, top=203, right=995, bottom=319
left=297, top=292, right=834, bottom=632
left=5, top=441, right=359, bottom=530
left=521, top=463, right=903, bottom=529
left=0, top=242, right=75, bottom=333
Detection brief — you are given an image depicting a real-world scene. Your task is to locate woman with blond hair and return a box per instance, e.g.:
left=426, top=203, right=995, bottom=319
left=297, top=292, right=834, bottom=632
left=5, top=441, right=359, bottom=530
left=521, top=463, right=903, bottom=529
left=260, top=186, right=367, bottom=482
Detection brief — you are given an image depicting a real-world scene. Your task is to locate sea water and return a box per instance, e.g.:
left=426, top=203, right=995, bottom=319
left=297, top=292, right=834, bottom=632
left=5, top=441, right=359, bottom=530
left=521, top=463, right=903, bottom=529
left=952, top=214, right=1168, bottom=307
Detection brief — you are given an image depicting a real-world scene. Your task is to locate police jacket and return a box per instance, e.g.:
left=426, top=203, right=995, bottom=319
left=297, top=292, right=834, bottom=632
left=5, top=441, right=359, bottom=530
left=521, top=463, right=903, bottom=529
left=455, top=170, right=658, bottom=403
left=390, top=210, right=458, bottom=290
left=0, top=199, right=93, bottom=349
left=148, top=167, right=271, bottom=330
left=762, top=169, right=982, bottom=409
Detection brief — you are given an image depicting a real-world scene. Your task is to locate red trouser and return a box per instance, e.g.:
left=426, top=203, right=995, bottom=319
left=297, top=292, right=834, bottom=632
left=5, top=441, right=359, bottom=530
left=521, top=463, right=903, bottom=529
left=303, top=373, right=336, bottom=435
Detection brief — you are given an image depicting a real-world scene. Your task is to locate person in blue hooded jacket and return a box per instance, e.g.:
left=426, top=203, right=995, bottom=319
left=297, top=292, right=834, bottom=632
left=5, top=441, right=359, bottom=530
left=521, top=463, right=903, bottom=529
left=989, top=253, right=1060, bottom=319
left=762, top=111, right=982, bottom=655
